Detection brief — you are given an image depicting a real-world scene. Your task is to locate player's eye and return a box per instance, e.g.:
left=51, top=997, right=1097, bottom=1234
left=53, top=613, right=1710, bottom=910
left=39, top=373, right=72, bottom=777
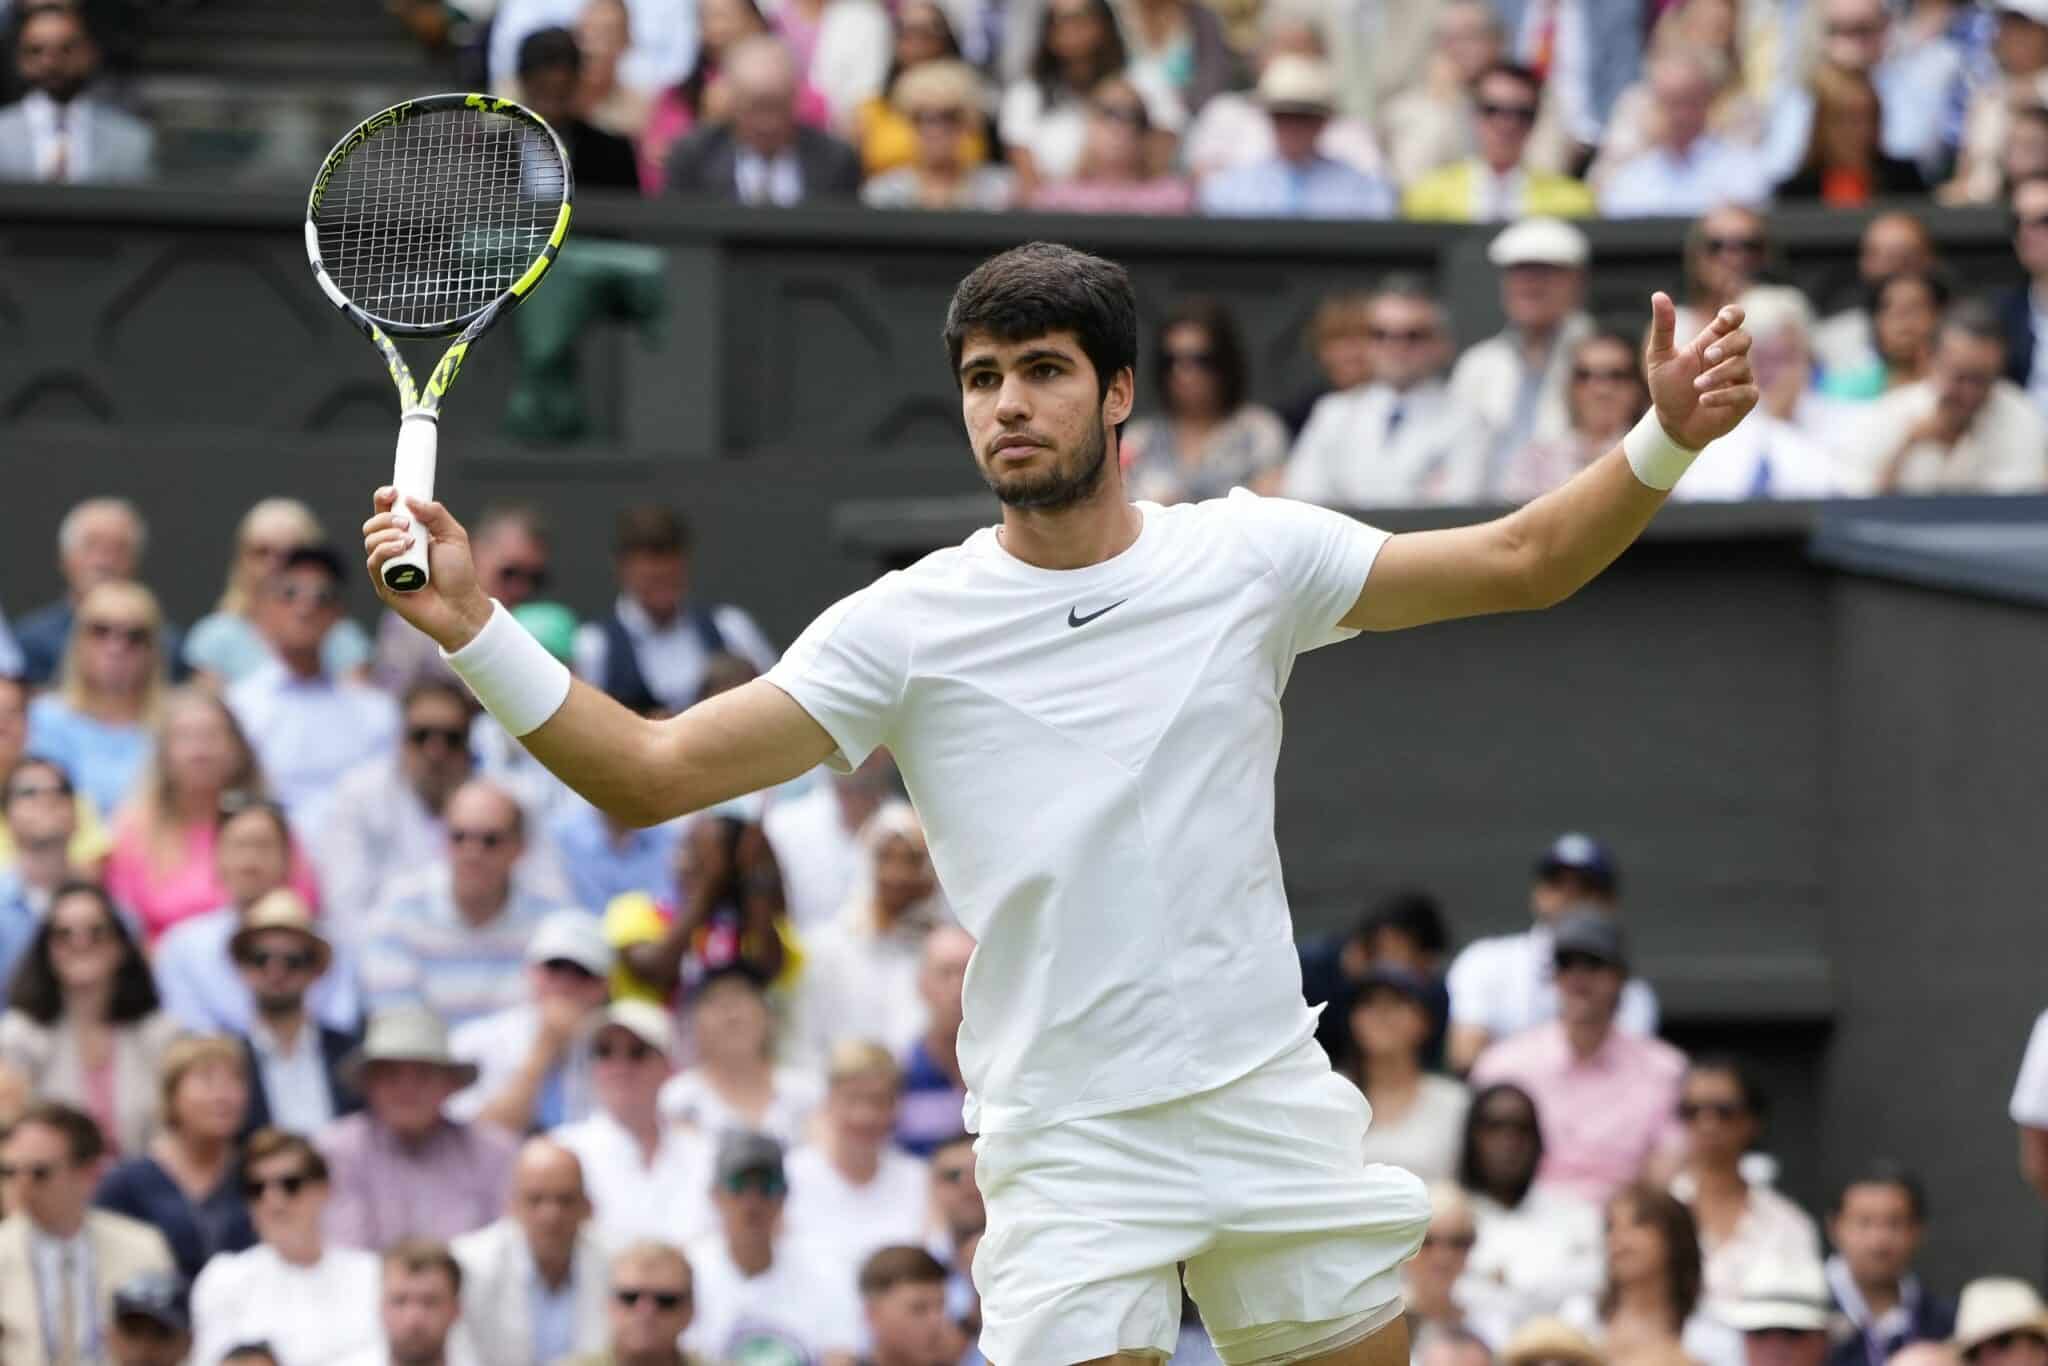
left=967, top=372, right=998, bottom=389
left=1033, top=363, right=1062, bottom=380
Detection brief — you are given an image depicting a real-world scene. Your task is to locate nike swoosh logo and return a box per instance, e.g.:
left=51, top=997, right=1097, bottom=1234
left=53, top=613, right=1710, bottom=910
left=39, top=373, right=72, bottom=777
left=1068, top=599, right=1128, bottom=628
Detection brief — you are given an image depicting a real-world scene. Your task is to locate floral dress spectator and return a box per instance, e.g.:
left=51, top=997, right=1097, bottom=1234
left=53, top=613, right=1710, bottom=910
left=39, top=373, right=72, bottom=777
left=181, top=498, right=372, bottom=689
left=1458, top=1083, right=1606, bottom=1334
left=1028, top=76, right=1193, bottom=213
left=27, top=580, right=167, bottom=820
left=1499, top=330, right=1651, bottom=503
left=999, top=0, right=1183, bottom=194
left=1117, top=300, right=1288, bottom=505
left=861, top=59, right=1014, bottom=209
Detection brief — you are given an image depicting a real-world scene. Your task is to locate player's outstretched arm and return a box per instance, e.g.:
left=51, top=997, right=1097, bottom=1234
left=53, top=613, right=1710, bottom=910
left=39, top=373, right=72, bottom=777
left=364, top=490, right=835, bottom=827
left=1343, top=293, right=1757, bottom=633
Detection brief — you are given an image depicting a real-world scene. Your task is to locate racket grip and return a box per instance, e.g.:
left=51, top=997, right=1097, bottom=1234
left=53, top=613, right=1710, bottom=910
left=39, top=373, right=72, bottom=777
left=384, top=414, right=439, bottom=594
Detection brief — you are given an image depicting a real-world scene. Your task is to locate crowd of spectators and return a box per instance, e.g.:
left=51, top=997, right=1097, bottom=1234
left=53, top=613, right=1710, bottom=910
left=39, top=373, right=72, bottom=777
left=0, top=483, right=2046, bottom=1366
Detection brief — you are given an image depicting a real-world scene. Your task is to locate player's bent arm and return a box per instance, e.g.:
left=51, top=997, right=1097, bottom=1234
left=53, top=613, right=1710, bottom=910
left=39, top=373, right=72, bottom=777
left=518, top=676, right=838, bottom=828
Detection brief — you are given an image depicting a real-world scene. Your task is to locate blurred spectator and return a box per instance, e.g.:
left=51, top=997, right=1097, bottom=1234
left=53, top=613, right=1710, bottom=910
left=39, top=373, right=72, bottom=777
left=372, top=503, right=551, bottom=694
left=664, top=35, right=865, bottom=203
left=226, top=547, right=399, bottom=819
left=1029, top=75, right=1193, bottom=212
left=0, top=881, right=178, bottom=1156
left=106, top=690, right=320, bottom=947
left=1404, top=1182, right=1494, bottom=1345
left=1301, top=887, right=1451, bottom=1069
left=558, top=1239, right=704, bottom=1366
left=1825, top=1164, right=1955, bottom=1366
left=769, top=0, right=890, bottom=134
left=574, top=506, right=777, bottom=716
left=0, top=1100, right=175, bottom=1365
left=517, top=28, right=643, bottom=190
left=1823, top=0, right=1968, bottom=177
left=106, top=1268, right=193, bottom=1366
left=1197, top=56, right=1394, bottom=218
left=1449, top=217, right=1594, bottom=492
left=452, top=1139, right=610, bottom=1363
left=1669, top=1059, right=1821, bottom=1317
left=29, top=580, right=167, bottom=819
left=310, top=680, right=478, bottom=940
left=448, top=911, right=615, bottom=1132
left=924, top=1131, right=983, bottom=1267
left=0, top=756, right=86, bottom=988
left=1673, top=285, right=1843, bottom=500
left=488, top=0, right=699, bottom=102
left=2015, top=1004, right=2048, bottom=1207
left=859, top=1245, right=958, bottom=1366
left=1459, top=1083, right=1606, bottom=1336
left=762, top=753, right=892, bottom=933
left=1676, top=205, right=1792, bottom=343
left=1405, top=63, right=1594, bottom=222
left=223, top=891, right=362, bottom=1135
left=1999, top=176, right=2048, bottom=415
left=0, top=605, right=20, bottom=677
left=1120, top=0, right=1238, bottom=117
left=1119, top=298, right=1288, bottom=503
left=1420, top=1326, right=1494, bottom=1366
left=999, top=0, right=1182, bottom=194
left=1470, top=913, right=1685, bottom=1205
left=152, top=801, right=358, bottom=1037
left=1950, top=1279, right=2048, bottom=1366
left=1498, top=329, right=1650, bottom=503
left=94, top=1036, right=257, bottom=1281
left=854, top=6, right=985, bottom=176
left=1592, top=4, right=1770, bottom=190
left=1445, top=833, right=1659, bottom=1073
left=13, top=497, right=157, bottom=686
left=1840, top=301, right=2048, bottom=494
left=658, top=966, right=822, bottom=1144
left=190, top=1129, right=382, bottom=1365
left=1598, top=49, right=1772, bottom=217
left=1500, top=1319, right=1602, bottom=1366
left=790, top=802, right=946, bottom=1065
left=610, top=813, right=791, bottom=1005
left=350, top=1239, right=476, bottom=1366
left=1566, top=1183, right=1742, bottom=1366
left=0, top=3, right=154, bottom=183
left=571, top=0, right=654, bottom=137
left=861, top=60, right=1010, bottom=209
left=1343, top=967, right=1468, bottom=1182
left=1725, top=1254, right=1835, bottom=1366
left=1494, top=0, right=1646, bottom=158
left=1822, top=271, right=1950, bottom=402
left=552, top=1002, right=715, bottom=1249
left=1812, top=213, right=1939, bottom=381
left=2002, top=104, right=2048, bottom=196
left=1279, top=291, right=1375, bottom=436
left=183, top=499, right=372, bottom=689
left=785, top=1041, right=931, bottom=1286
left=1380, top=0, right=1503, bottom=188
left=1776, top=64, right=1927, bottom=205
left=362, top=779, right=570, bottom=1030
left=897, top=925, right=971, bottom=1157
left=549, top=792, right=687, bottom=925
left=639, top=0, right=832, bottom=194
left=318, top=1007, right=520, bottom=1250
left=1183, top=12, right=1381, bottom=188
left=1284, top=280, right=1484, bottom=505
left=0, top=675, right=111, bottom=876
left=1943, top=0, right=2048, bottom=205
left=1892, top=1343, right=1967, bottom=1366
left=683, top=1130, right=864, bottom=1359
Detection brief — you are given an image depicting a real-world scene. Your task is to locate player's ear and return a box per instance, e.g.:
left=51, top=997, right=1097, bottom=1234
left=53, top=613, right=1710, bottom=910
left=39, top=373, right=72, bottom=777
left=1103, top=365, right=1135, bottom=428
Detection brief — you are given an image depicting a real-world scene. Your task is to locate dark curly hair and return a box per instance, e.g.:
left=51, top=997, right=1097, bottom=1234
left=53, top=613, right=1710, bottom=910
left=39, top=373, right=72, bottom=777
left=7, top=881, right=160, bottom=1025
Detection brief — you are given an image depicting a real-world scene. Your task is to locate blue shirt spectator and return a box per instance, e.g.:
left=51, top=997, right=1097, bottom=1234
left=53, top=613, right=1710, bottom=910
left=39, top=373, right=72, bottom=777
left=25, top=695, right=152, bottom=821
left=1198, top=56, right=1394, bottom=220
left=545, top=800, right=687, bottom=915
left=183, top=612, right=372, bottom=688
left=1599, top=50, right=1772, bottom=218
left=152, top=905, right=362, bottom=1037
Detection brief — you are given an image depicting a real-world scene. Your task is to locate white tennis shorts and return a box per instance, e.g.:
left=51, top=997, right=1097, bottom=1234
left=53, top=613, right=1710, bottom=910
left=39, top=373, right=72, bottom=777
left=972, top=1035, right=1431, bottom=1364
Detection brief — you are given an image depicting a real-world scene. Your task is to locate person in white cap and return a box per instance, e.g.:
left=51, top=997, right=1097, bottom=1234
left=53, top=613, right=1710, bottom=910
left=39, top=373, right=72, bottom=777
left=1725, top=1254, right=1836, bottom=1366
left=1951, top=1279, right=2048, bottom=1366
left=1403, top=62, right=1593, bottom=223
left=447, top=909, right=616, bottom=1132
left=1445, top=216, right=1595, bottom=494
left=1197, top=55, right=1394, bottom=219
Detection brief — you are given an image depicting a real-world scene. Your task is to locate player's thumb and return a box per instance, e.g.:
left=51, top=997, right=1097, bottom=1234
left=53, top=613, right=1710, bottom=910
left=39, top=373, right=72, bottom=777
left=1646, top=291, right=1677, bottom=363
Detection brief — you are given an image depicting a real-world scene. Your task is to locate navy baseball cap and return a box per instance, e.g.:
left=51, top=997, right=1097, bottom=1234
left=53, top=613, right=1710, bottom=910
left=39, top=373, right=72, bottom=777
left=1536, top=833, right=1617, bottom=892
left=1551, top=910, right=1627, bottom=970
left=112, top=1271, right=190, bottom=1334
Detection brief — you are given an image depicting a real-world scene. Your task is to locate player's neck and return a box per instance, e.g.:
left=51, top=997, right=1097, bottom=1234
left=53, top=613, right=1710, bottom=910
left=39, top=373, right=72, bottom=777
left=996, top=491, right=1142, bottom=572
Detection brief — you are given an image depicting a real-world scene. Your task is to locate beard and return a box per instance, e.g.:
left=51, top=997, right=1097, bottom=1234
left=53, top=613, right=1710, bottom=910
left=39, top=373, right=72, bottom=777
left=980, top=423, right=1109, bottom=510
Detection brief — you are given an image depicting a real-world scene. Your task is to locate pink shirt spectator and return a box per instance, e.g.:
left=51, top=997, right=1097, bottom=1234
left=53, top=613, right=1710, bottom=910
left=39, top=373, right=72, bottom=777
left=103, top=815, right=322, bottom=944
left=316, top=1113, right=518, bottom=1251
left=638, top=76, right=833, bottom=193
left=1470, top=1020, right=1687, bottom=1204
left=1028, top=177, right=1195, bottom=214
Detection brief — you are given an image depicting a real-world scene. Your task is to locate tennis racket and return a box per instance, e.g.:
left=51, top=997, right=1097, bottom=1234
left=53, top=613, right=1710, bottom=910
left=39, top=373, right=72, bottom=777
left=305, top=93, right=574, bottom=593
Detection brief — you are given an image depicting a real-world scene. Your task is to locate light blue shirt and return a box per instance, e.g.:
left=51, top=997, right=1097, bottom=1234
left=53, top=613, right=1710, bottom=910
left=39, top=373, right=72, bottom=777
left=1198, top=155, right=1396, bottom=220
left=24, top=695, right=151, bottom=818
left=182, top=612, right=372, bottom=687
left=1598, top=135, right=1773, bottom=218
left=1764, top=41, right=1966, bottom=181
left=545, top=800, right=684, bottom=915
left=152, top=904, right=362, bottom=1035
left=529, top=1266, right=578, bottom=1366
left=226, top=662, right=399, bottom=817
left=0, top=870, right=41, bottom=994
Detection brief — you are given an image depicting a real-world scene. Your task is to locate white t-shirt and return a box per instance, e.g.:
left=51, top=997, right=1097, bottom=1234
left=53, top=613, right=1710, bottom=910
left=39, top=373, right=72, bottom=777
left=1446, top=925, right=1661, bottom=1042
left=681, top=1232, right=864, bottom=1362
left=2012, top=1007, right=2048, bottom=1127
left=764, top=491, right=1388, bottom=1133
left=657, top=1066, right=824, bottom=1147
left=550, top=1111, right=716, bottom=1251
left=191, top=1243, right=383, bottom=1366
left=782, top=1144, right=931, bottom=1286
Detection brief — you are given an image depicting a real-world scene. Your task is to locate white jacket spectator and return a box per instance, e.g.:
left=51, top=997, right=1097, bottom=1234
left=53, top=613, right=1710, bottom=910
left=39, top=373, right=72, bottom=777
left=781, top=1041, right=932, bottom=1290
left=450, top=1143, right=610, bottom=1366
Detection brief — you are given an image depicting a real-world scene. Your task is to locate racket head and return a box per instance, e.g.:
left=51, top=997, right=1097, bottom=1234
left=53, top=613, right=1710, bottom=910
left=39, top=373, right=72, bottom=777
left=305, top=93, right=575, bottom=341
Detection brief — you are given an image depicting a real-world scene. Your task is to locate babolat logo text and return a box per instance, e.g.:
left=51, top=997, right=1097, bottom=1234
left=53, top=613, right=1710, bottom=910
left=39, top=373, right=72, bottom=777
left=310, top=101, right=415, bottom=214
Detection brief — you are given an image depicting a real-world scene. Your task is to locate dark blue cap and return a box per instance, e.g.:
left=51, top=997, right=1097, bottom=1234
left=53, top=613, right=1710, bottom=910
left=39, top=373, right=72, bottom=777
left=1536, top=832, right=1617, bottom=892
left=112, top=1270, right=190, bottom=1333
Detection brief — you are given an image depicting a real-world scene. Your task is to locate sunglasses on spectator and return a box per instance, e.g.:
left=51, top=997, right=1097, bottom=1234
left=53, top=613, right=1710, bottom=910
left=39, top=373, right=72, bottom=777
left=1422, top=1230, right=1477, bottom=1251
left=1165, top=350, right=1217, bottom=370
left=239, top=947, right=318, bottom=973
left=406, top=724, right=469, bottom=749
left=615, top=1287, right=691, bottom=1311
left=1826, top=19, right=1884, bottom=37
left=449, top=827, right=514, bottom=849
left=1370, top=327, right=1434, bottom=345
left=493, top=562, right=549, bottom=590
left=593, top=1037, right=657, bottom=1062
left=83, top=620, right=152, bottom=648
left=1094, top=102, right=1146, bottom=126
left=274, top=581, right=340, bottom=608
left=1572, top=366, right=1637, bottom=384
left=1703, top=235, right=1766, bottom=256
left=910, top=107, right=966, bottom=127
left=1475, top=1113, right=1538, bottom=1135
left=5, top=780, right=69, bottom=802
left=722, top=1171, right=788, bottom=1197
left=1679, top=1099, right=1745, bottom=1122
left=0, top=1160, right=64, bottom=1184
left=1553, top=950, right=1611, bottom=973
left=1476, top=101, right=1537, bottom=124
left=244, top=1172, right=316, bottom=1200
left=51, top=922, right=113, bottom=949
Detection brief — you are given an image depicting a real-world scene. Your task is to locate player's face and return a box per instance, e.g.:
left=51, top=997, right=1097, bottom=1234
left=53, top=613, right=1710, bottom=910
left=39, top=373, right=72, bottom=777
left=957, top=330, right=1133, bottom=511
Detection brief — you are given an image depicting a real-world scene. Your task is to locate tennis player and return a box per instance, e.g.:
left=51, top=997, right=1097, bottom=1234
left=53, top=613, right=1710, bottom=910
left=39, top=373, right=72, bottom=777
left=363, top=243, right=1756, bottom=1366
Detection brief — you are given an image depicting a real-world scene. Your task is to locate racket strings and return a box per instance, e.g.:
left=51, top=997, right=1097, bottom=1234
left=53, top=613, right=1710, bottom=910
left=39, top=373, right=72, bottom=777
left=314, top=107, right=566, bottom=332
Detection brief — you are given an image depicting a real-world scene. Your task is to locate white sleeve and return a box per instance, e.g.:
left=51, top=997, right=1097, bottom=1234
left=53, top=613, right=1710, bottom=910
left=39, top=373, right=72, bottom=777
left=1445, top=940, right=1495, bottom=1028
left=2011, top=1009, right=2048, bottom=1127
left=1222, top=488, right=1391, bottom=656
left=763, top=576, right=910, bottom=773
left=1618, top=977, right=1660, bottom=1036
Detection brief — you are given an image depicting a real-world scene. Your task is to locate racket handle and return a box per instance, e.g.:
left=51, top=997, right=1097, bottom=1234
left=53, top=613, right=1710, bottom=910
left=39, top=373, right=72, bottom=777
left=384, top=414, right=439, bottom=594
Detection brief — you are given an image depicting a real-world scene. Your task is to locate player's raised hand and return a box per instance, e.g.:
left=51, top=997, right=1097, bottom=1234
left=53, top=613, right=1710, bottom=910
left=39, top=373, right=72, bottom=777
left=1644, top=291, right=1758, bottom=450
left=363, top=489, right=495, bottom=652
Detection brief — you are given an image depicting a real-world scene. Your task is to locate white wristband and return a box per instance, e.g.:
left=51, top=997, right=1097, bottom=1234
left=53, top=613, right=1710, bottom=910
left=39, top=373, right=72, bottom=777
left=1622, top=409, right=1703, bottom=491
left=440, top=601, right=573, bottom=738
